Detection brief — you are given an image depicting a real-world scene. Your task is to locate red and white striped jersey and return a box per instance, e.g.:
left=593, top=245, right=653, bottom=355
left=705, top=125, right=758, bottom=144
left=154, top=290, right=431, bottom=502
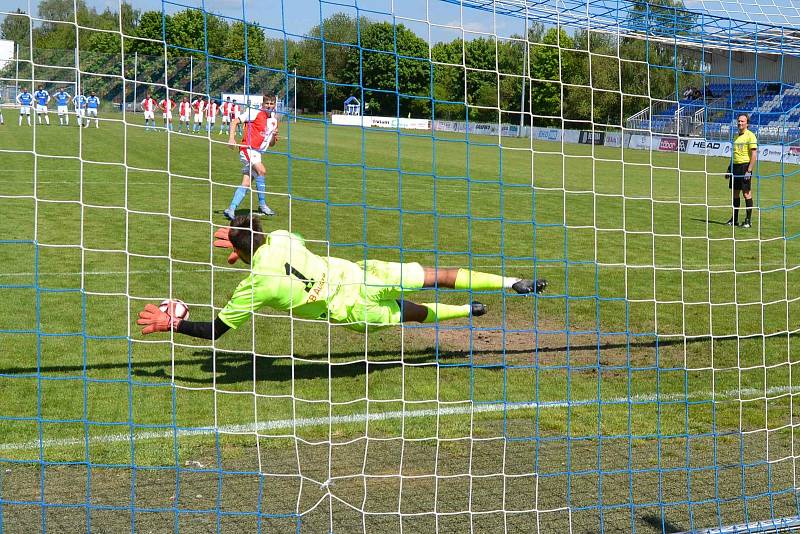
left=159, top=98, right=174, bottom=111
left=179, top=101, right=192, bottom=116
left=239, top=108, right=278, bottom=153
left=192, top=99, right=206, bottom=114
left=230, top=103, right=240, bottom=117
left=207, top=101, right=219, bottom=118
left=141, top=97, right=156, bottom=112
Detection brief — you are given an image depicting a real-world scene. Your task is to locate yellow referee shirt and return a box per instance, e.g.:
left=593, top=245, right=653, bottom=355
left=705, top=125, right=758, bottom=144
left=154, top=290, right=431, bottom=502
left=733, top=129, right=757, bottom=164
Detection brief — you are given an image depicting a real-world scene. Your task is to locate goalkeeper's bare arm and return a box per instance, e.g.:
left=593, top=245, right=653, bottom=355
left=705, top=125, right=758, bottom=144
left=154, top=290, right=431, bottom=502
left=137, top=216, right=547, bottom=339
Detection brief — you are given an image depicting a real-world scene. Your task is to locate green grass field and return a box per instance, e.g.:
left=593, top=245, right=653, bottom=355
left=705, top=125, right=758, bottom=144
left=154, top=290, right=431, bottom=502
left=1, top=112, right=799, bottom=532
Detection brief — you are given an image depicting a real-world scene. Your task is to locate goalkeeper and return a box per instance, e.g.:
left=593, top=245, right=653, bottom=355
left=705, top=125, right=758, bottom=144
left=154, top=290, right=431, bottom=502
left=137, top=216, right=547, bottom=339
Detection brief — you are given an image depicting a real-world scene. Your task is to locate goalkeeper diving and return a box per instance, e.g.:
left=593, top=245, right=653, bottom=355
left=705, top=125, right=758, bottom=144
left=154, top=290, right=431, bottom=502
left=137, top=216, right=547, bottom=339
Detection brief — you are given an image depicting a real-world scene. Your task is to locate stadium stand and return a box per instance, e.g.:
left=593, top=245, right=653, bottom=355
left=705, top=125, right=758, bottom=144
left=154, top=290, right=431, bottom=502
left=629, top=81, right=800, bottom=142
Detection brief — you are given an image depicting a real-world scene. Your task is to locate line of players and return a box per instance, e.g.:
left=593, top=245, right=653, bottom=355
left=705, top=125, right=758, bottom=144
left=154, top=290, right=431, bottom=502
left=5, top=86, right=244, bottom=134
left=4, top=85, right=280, bottom=218
left=9, top=85, right=101, bottom=128
left=139, top=92, right=243, bottom=135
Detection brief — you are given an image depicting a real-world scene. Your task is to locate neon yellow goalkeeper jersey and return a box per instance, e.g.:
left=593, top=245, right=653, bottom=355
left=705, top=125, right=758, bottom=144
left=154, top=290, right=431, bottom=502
left=218, top=230, right=365, bottom=329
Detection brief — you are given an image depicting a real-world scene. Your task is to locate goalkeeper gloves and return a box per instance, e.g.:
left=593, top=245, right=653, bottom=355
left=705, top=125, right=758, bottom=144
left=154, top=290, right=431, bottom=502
left=137, top=304, right=181, bottom=334
left=214, top=226, right=240, bottom=264
left=744, top=171, right=753, bottom=179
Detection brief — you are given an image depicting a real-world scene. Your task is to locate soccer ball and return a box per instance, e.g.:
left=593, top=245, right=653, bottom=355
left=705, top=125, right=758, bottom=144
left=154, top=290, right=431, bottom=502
left=158, top=299, right=190, bottom=321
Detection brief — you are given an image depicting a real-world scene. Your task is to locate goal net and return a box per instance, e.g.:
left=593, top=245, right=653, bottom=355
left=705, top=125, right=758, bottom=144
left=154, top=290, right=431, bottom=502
left=0, top=0, right=799, bottom=532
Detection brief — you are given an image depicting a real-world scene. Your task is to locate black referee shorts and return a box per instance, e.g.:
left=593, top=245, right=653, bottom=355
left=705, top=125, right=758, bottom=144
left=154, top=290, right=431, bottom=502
left=727, top=162, right=751, bottom=192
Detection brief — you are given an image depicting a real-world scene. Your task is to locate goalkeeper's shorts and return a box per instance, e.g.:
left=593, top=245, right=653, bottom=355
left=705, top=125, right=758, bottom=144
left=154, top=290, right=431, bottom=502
left=341, top=261, right=425, bottom=332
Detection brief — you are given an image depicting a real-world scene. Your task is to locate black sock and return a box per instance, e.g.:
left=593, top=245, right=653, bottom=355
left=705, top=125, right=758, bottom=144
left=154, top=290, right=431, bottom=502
left=733, top=197, right=741, bottom=223
left=745, top=198, right=753, bottom=221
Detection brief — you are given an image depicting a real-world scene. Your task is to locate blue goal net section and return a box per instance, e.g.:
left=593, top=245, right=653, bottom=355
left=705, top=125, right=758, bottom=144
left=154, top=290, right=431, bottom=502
left=1, top=0, right=799, bottom=532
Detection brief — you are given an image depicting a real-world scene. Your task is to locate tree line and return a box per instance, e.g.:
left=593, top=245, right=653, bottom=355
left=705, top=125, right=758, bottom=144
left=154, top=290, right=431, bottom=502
left=1, top=0, right=702, bottom=125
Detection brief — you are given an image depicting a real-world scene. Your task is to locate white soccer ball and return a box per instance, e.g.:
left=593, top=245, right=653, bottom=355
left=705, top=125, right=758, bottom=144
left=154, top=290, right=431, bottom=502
left=158, top=299, right=190, bottom=321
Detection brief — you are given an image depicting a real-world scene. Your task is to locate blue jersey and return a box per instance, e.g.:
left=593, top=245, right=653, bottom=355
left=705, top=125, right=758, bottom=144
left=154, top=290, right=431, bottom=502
left=73, top=95, right=87, bottom=109
left=54, top=91, right=70, bottom=106
left=34, top=90, right=50, bottom=106
left=86, top=96, right=100, bottom=109
left=17, top=92, right=33, bottom=106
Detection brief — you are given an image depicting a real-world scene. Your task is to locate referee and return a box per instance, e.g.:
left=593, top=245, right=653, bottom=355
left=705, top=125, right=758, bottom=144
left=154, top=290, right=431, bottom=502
left=726, top=114, right=758, bottom=228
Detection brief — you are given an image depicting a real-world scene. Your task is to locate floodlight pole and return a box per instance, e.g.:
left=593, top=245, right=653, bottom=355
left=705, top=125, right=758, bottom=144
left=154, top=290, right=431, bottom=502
left=519, top=40, right=527, bottom=137
left=133, top=52, right=138, bottom=112
left=14, top=42, right=19, bottom=97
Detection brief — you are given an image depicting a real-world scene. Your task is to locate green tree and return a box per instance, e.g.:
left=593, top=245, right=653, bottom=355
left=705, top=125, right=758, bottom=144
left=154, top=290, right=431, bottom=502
left=130, top=10, right=166, bottom=56
left=0, top=9, right=30, bottom=46
left=343, top=21, right=429, bottom=117
left=290, top=13, right=371, bottom=113
left=431, top=39, right=465, bottom=119
left=528, top=27, right=577, bottom=124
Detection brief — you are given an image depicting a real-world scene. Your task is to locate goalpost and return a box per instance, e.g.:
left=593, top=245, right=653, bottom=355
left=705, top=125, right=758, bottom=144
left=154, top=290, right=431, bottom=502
left=0, top=0, right=799, bottom=532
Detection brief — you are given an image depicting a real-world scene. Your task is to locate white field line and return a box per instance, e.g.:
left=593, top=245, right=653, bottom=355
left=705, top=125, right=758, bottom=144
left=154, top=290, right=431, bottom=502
left=0, top=385, right=794, bottom=452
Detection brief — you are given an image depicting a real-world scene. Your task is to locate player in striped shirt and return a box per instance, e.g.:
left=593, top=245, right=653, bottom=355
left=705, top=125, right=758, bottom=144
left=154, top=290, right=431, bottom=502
left=33, top=85, right=51, bottom=125
left=140, top=92, right=157, bottom=130
left=73, top=92, right=87, bottom=127
left=16, top=88, right=33, bottom=126
left=223, top=94, right=279, bottom=219
left=85, top=91, right=100, bottom=128
left=191, top=96, right=206, bottom=133
left=54, top=87, right=71, bottom=125
left=206, top=99, right=219, bottom=134
left=159, top=95, right=175, bottom=131
left=219, top=97, right=232, bottom=135
left=232, top=100, right=243, bottom=136
left=0, top=93, right=4, bottom=125
left=178, top=96, right=191, bottom=132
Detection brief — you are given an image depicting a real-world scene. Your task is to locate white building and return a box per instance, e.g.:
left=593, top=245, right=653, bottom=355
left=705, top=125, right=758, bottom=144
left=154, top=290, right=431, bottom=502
left=0, top=40, right=14, bottom=70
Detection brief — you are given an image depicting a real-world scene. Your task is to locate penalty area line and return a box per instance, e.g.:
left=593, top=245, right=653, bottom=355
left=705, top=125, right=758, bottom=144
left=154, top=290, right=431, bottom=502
left=0, top=385, right=795, bottom=452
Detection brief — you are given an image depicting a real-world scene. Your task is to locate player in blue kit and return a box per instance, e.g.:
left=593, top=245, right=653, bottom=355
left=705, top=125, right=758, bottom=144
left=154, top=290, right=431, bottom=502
left=53, top=87, right=72, bottom=125
left=16, top=87, right=33, bottom=126
left=33, top=85, right=51, bottom=125
left=73, top=92, right=87, bottom=127
left=85, top=91, right=100, bottom=128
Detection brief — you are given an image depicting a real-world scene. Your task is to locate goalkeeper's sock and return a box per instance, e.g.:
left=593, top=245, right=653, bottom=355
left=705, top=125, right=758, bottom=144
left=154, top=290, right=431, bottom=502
left=733, top=196, right=741, bottom=224
left=228, top=186, right=248, bottom=212
left=255, top=175, right=267, bottom=206
left=745, top=198, right=753, bottom=221
left=421, top=303, right=472, bottom=323
left=454, top=268, right=518, bottom=290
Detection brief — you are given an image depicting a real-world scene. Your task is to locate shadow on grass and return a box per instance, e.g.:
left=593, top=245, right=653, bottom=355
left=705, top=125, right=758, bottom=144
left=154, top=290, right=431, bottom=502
left=0, top=333, right=746, bottom=385
left=640, top=513, right=684, bottom=533
left=690, top=216, right=732, bottom=226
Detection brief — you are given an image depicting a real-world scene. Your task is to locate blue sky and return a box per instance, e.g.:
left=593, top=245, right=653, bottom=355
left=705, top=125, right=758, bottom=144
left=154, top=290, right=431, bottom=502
left=3, top=0, right=551, bottom=41
left=4, top=0, right=799, bottom=40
